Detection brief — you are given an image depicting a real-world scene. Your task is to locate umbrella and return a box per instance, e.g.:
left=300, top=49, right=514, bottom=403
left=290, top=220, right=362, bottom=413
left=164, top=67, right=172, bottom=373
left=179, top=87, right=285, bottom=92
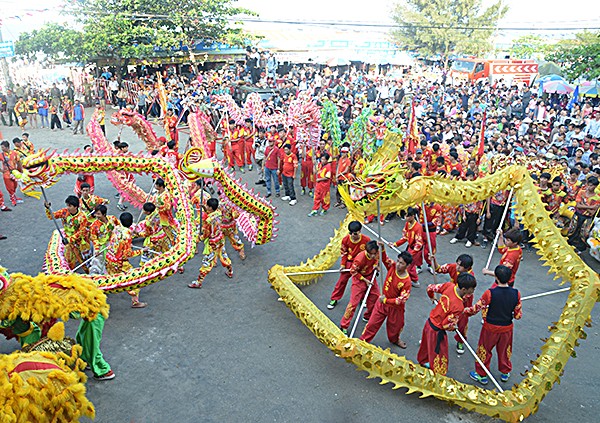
left=538, top=74, right=565, bottom=84
left=542, top=80, right=574, bottom=94
left=326, top=57, right=351, bottom=67
left=538, top=62, right=563, bottom=77
left=581, top=84, right=600, bottom=97
left=387, top=52, right=415, bottom=66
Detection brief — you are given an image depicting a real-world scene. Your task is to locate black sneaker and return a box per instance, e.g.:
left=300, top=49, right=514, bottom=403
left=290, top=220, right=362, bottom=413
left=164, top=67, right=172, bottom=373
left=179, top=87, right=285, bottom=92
left=327, top=300, right=337, bottom=309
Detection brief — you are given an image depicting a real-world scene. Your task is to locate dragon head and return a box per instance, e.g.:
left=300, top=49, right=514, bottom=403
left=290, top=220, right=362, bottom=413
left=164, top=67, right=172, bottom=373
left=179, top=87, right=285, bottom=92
left=178, top=147, right=217, bottom=181
left=12, top=149, right=57, bottom=199
left=110, top=109, right=136, bottom=127
left=344, top=161, right=407, bottom=207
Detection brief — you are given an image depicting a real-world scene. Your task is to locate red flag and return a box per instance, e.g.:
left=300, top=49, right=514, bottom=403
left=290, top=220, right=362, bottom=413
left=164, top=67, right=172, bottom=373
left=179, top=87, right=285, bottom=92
left=475, top=111, right=486, bottom=164
left=406, top=101, right=418, bottom=156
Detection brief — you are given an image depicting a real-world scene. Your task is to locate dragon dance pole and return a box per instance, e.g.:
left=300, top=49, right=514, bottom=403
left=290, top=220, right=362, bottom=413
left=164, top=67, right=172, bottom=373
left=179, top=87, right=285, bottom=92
left=376, top=199, right=384, bottom=290
left=485, top=188, right=515, bottom=270
left=421, top=202, right=438, bottom=283
left=361, top=224, right=403, bottom=255
left=521, top=287, right=570, bottom=301
left=41, top=187, right=68, bottom=245
left=349, top=272, right=378, bottom=338
left=135, top=178, right=159, bottom=224
left=284, top=269, right=351, bottom=277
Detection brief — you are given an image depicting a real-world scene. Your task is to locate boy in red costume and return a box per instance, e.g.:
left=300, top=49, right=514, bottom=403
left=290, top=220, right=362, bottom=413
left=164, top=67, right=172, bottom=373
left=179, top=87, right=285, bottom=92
left=300, top=144, right=314, bottom=196
left=308, top=152, right=331, bottom=216
left=483, top=229, right=523, bottom=287
left=359, top=249, right=413, bottom=348
left=466, top=265, right=522, bottom=385
left=430, top=253, right=475, bottom=354
left=421, top=202, right=442, bottom=274
left=390, top=207, right=423, bottom=287
left=417, top=273, right=477, bottom=375
left=327, top=220, right=370, bottom=309
left=339, top=240, right=380, bottom=335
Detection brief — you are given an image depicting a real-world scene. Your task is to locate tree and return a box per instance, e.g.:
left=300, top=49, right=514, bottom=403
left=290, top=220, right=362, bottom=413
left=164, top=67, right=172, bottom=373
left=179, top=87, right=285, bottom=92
left=390, top=0, right=508, bottom=67
left=15, top=0, right=254, bottom=72
left=510, top=35, right=550, bottom=59
left=545, top=31, right=600, bottom=81
left=14, top=24, right=86, bottom=61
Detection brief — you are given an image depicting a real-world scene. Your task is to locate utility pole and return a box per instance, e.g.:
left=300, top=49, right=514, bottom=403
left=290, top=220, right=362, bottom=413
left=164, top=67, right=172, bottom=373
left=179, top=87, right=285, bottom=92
left=0, top=23, right=14, bottom=90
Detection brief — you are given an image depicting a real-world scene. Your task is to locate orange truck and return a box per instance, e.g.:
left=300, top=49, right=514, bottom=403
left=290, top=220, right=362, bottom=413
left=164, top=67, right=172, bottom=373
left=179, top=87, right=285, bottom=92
left=450, top=58, right=538, bottom=85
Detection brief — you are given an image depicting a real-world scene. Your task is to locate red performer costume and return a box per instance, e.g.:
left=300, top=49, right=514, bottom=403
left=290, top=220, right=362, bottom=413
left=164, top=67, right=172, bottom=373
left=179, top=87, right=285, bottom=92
left=359, top=249, right=412, bottom=347
left=422, top=203, right=442, bottom=268
left=417, top=275, right=476, bottom=375
left=309, top=154, right=332, bottom=215
left=230, top=122, right=249, bottom=170
left=339, top=242, right=381, bottom=332
left=300, top=146, right=315, bottom=195
left=392, top=208, right=424, bottom=285
left=433, top=254, right=475, bottom=349
left=328, top=221, right=370, bottom=307
left=465, top=265, right=522, bottom=384
left=164, top=110, right=179, bottom=146
left=0, top=143, right=20, bottom=206
left=243, top=122, right=255, bottom=169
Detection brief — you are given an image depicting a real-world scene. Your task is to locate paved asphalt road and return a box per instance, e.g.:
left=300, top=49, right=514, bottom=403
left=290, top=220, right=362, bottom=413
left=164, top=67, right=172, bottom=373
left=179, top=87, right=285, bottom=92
left=1, top=115, right=599, bottom=423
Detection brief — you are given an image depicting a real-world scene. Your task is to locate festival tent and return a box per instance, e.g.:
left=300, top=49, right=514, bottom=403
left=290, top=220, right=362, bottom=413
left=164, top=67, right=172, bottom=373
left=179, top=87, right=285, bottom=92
left=542, top=80, right=575, bottom=94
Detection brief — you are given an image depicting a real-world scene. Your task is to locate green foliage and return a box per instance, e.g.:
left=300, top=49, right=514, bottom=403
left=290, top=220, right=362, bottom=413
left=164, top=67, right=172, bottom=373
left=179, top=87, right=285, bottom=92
left=390, top=0, right=508, bottom=63
left=14, top=24, right=86, bottom=61
left=15, top=0, right=255, bottom=64
left=546, top=31, right=600, bottom=81
left=510, top=35, right=549, bottom=59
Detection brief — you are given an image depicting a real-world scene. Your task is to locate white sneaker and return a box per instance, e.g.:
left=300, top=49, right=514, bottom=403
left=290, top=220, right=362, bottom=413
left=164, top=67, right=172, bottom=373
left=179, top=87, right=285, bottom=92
left=289, top=199, right=297, bottom=206
left=428, top=266, right=434, bottom=275
left=449, top=238, right=458, bottom=244
left=281, top=196, right=291, bottom=201
left=465, top=241, right=473, bottom=248
left=416, top=266, right=423, bottom=274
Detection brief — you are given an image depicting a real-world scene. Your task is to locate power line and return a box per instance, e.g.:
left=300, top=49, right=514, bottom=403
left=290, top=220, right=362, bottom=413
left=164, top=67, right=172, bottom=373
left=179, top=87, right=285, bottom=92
left=70, top=8, right=600, bottom=31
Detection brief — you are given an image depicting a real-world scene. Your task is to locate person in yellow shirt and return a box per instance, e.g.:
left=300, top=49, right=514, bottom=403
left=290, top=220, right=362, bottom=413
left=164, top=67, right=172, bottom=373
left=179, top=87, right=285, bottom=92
left=95, top=103, right=106, bottom=136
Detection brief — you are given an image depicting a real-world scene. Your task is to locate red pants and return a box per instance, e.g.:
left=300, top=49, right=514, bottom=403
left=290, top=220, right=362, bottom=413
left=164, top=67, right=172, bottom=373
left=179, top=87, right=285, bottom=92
left=423, top=231, right=436, bottom=266
left=301, top=160, right=314, bottom=190
left=475, top=326, right=513, bottom=376
left=330, top=262, right=352, bottom=301
left=3, top=174, right=18, bottom=204
left=231, top=141, right=244, bottom=167
left=454, top=294, right=473, bottom=343
left=340, top=274, right=379, bottom=329
left=244, top=141, right=254, bottom=166
left=360, top=301, right=405, bottom=344
left=223, top=143, right=233, bottom=167
left=406, top=248, right=422, bottom=283
left=312, top=182, right=330, bottom=211
left=417, top=319, right=449, bottom=375
left=0, top=190, right=5, bottom=207
left=208, top=141, right=216, bottom=158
